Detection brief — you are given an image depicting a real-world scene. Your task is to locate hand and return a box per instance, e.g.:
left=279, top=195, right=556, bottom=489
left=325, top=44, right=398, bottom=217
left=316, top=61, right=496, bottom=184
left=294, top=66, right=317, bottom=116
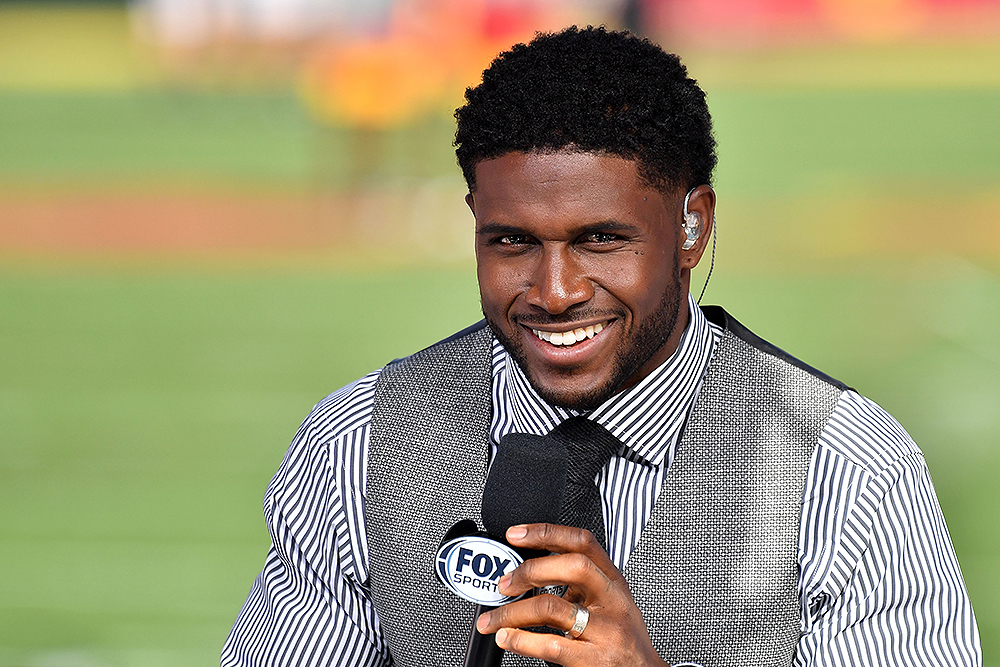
left=474, top=523, right=670, bottom=667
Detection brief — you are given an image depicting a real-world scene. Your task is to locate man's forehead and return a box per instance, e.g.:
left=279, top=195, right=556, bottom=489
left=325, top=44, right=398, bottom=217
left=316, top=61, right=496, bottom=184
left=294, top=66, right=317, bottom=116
left=470, top=150, right=678, bottom=207
left=473, top=149, right=641, bottom=185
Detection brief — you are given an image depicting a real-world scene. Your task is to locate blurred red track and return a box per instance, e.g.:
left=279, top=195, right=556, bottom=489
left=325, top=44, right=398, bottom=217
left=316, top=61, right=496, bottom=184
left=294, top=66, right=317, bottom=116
left=0, top=194, right=336, bottom=253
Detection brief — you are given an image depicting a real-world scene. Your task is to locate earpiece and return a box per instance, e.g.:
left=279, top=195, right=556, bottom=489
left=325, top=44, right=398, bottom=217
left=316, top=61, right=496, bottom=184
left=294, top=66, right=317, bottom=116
left=681, top=188, right=702, bottom=250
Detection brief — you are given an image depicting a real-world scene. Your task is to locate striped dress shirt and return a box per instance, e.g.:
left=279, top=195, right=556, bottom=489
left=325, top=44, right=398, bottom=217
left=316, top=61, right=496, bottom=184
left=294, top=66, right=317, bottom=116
left=222, top=297, right=982, bottom=666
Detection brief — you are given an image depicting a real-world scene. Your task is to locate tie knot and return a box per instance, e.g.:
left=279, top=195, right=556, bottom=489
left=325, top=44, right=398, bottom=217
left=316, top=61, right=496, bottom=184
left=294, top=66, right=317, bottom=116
left=549, top=416, right=621, bottom=485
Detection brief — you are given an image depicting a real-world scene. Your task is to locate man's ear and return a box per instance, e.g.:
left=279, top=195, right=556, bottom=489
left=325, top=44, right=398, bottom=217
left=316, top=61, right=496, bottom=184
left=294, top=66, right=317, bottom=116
left=465, top=192, right=476, bottom=216
left=678, top=185, right=715, bottom=270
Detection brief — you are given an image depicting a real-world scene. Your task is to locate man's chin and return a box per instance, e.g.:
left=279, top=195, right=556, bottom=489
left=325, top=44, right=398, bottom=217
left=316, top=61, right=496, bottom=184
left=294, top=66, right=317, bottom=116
left=533, top=388, right=610, bottom=412
left=486, top=316, right=628, bottom=410
left=525, top=370, right=621, bottom=412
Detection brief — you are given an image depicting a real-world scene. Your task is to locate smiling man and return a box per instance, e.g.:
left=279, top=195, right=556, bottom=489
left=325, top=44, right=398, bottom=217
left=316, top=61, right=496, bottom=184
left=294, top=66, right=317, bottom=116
left=471, top=150, right=697, bottom=412
left=223, top=27, right=981, bottom=667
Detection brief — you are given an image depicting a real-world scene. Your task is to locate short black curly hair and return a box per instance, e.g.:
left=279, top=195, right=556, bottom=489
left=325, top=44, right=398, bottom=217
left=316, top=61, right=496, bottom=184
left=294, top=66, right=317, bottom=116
left=455, top=26, right=717, bottom=195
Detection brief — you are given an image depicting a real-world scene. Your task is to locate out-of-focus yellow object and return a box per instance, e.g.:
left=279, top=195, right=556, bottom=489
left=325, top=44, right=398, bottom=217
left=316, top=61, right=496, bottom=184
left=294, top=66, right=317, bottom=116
left=818, top=0, right=929, bottom=40
left=300, top=0, right=568, bottom=129
left=302, top=38, right=448, bottom=129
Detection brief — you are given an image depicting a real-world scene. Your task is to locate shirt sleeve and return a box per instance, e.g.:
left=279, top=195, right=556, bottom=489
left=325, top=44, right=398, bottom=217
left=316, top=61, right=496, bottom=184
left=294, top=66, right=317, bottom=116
left=221, top=375, right=390, bottom=667
left=795, top=391, right=982, bottom=666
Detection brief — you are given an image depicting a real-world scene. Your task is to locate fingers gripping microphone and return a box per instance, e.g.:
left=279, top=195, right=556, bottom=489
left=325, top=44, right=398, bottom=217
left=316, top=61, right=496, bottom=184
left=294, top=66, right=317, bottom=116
left=464, top=432, right=568, bottom=667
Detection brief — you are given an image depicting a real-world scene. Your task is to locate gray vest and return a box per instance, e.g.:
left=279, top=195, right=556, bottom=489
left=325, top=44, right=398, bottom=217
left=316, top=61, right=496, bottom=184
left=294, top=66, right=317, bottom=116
left=367, top=308, right=845, bottom=667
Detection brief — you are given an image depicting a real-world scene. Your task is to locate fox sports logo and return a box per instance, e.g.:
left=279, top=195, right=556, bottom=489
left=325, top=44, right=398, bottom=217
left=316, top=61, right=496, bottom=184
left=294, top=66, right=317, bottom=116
left=436, top=536, right=525, bottom=606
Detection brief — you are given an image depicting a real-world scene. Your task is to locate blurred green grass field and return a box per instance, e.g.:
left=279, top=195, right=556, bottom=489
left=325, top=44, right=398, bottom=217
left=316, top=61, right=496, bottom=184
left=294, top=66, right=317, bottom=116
left=1, top=5, right=999, bottom=665
left=2, top=86, right=1000, bottom=193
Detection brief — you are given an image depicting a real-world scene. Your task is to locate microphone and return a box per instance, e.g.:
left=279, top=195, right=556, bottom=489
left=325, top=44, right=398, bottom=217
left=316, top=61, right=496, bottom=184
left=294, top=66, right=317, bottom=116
left=481, top=432, right=567, bottom=542
left=464, top=432, right=568, bottom=667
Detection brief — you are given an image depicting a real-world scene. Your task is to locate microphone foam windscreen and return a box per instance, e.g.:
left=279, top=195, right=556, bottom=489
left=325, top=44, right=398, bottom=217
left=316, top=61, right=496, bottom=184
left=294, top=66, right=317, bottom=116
left=481, top=432, right=568, bottom=540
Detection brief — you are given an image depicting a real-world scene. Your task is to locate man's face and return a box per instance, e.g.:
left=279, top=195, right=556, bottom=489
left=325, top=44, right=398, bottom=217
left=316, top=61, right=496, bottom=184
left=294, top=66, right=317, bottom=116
left=469, top=150, right=692, bottom=411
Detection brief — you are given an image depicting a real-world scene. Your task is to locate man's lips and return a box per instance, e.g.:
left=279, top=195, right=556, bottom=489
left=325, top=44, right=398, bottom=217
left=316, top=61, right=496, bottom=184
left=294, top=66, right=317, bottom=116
left=526, top=320, right=610, bottom=347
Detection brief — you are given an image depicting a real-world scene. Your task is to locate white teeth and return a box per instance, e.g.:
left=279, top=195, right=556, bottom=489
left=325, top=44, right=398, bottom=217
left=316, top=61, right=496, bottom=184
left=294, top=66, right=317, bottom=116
left=531, top=322, right=609, bottom=347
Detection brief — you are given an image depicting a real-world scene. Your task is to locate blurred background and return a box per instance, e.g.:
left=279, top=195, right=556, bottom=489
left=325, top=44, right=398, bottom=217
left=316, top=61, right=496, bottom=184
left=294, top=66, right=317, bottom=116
left=1, top=0, right=998, bottom=664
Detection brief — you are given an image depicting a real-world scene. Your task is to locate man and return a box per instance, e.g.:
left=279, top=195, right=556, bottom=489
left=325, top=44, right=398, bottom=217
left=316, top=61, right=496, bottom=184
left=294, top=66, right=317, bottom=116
left=222, top=27, right=982, bottom=666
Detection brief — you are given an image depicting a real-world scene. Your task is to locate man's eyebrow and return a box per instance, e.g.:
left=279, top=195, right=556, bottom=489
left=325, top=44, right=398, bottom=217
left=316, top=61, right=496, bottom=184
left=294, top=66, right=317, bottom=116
left=475, top=222, right=527, bottom=236
left=476, top=220, right=641, bottom=236
left=576, top=220, right=641, bottom=235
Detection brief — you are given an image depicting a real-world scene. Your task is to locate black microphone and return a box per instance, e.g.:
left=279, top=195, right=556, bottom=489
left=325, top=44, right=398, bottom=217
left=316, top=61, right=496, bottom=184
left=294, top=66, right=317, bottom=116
left=464, top=432, right=568, bottom=667
left=481, top=432, right=567, bottom=541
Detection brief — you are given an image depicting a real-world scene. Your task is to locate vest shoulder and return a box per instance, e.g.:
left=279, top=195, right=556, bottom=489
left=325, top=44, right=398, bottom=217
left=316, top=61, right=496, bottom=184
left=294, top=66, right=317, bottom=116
left=384, top=320, right=491, bottom=371
left=701, top=305, right=851, bottom=392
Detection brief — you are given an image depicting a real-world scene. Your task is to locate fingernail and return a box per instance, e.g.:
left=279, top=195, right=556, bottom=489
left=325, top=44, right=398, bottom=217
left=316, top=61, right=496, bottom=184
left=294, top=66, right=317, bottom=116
left=495, top=628, right=508, bottom=646
left=476, top=612, right=491, bottom=632
left=497, top=574, right=511, bottom=591
left=507, top=525, right=527, bottom=541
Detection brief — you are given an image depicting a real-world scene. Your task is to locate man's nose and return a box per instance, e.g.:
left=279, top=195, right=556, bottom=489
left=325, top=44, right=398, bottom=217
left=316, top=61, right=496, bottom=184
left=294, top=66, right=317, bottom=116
left=524, top=246, right=593, bottom=314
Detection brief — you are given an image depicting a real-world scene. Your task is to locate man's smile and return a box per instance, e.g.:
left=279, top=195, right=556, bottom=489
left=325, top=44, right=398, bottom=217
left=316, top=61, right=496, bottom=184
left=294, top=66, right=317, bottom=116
left=529, top=321, right=608, bottom=347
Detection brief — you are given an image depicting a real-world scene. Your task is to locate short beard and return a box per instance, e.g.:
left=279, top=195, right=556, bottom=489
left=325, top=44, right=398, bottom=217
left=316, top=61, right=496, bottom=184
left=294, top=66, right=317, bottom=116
left=486, top=260, right=683, bottom=412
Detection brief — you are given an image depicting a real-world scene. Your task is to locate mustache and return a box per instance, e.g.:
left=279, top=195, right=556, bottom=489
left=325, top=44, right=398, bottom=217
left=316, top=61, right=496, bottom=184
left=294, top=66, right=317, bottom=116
left=512, top=308, right=623, bottom=327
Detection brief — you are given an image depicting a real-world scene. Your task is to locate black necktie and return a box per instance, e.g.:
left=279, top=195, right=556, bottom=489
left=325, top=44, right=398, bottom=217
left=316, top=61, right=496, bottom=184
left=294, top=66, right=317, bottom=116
left=545, top=415, right=622, bottom=552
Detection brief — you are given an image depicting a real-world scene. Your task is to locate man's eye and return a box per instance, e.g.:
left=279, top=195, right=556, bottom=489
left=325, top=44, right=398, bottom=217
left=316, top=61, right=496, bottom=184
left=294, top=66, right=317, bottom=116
left=583, top=232, right=621, bottom=244
left=496, top=235, right=530, bottom=246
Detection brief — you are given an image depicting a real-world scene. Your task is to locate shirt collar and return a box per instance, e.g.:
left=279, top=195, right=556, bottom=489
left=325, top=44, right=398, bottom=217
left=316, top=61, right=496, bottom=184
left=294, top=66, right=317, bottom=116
left=496, top=294, right=720, bottom=466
